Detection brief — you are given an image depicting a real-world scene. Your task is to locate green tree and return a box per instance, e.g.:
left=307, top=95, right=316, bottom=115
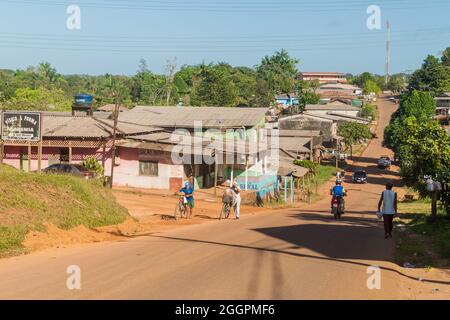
left=5, top=87, right=71, bottom=111
left=361, top=104, right=376, bottom=120
left=82, top=156, right=104, bottom=176
left=387, top=75, right=405, bottom=93
left=409, top=55, right=450, bottom=96
left=363, top=79, right=381, bottom=95
left=337, top=123, right=372, bottom=158
left=256, top=49, right=299, bottom=95
left=401, top=90, right=436, bottom=120
left=441, top=47, right=450, bottom=66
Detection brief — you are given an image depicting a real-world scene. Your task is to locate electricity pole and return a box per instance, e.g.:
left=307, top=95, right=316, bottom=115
left=109, top=91, right=120, bottom=188
left=385, top=19, right=391, bottom=86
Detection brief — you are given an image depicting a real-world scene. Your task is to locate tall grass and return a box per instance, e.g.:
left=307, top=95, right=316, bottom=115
left=0, top=165, right=129, bottom=256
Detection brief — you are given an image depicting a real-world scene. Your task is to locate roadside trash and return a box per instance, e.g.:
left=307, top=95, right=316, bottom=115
left=418, top=277, right=423, bottom=282
left=403, top=262, right=416, bottom=268
left=431, top=288, right=440, bottom=293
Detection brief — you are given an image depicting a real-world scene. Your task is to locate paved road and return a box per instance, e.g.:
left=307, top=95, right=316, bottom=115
left=0, top=98, right=441, bottom=299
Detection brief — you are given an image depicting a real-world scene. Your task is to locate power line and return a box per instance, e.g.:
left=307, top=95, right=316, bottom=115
left=1, top=0, right=449, bottom=12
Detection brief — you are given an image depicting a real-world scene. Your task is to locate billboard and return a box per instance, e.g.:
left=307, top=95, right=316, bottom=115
left=1, top=112, right=42, bottom=141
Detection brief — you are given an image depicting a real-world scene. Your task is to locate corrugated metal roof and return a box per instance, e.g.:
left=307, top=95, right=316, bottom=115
left=305, top=103, right=360, bottom=111
left=119, top=106, right=268, bottom=128
left=278, top=129, right=321, bottom=137
left=278, top=157, right=309, bottom=177
left=98, top=104, right=129, bottom=112
left=42, top=115, right=111, bottom=138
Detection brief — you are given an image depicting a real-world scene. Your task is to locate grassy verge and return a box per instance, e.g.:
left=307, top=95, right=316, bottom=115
left=395, top=198, right=450, bottom=268
left=0, top=165, right=129, bottom=257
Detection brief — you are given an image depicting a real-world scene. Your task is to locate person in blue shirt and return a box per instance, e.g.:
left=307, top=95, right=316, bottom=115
left=331, top=180, right=345, bottom=197
left=179, top=181, right=195, bottom=218
left=330, top=180, right=347, bottom=211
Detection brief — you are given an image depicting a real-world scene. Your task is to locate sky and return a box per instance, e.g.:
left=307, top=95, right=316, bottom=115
left=0, top=0, right=449, bottom=76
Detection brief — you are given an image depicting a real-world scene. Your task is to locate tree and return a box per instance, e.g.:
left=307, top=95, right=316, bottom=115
left=351, top=72, right=375, bottom=88
left=164, top=58, right=177, bottom=105
left=256, top=49, right=299, bottom=95
left=337, top=123, right=372, bottom=158
left=409, top=55, right=450, bottom=96
left=361, top=104, right=376, bottom=120
left=5, top=87, right=71, bottom=111
left=441, top=47, right=450, bottom=66
left=387, top=75, right=405, bottom=93
left=363, top=79, right=381, bottom=95
left=400, top=90, right=436, bottom=120
left=384, top=91, right=436, bottom=154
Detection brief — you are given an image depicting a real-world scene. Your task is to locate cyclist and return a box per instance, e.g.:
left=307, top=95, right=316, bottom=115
left=179, top=181, right=195, bottom=218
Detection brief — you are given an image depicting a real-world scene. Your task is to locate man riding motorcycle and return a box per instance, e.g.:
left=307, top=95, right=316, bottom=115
left=330, top=180, right=347, bottom=216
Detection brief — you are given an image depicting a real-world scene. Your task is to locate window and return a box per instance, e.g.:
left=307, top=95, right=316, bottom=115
left=60, top=149, right=69, bottom=162
left=139, top=161, right=158, bottom=176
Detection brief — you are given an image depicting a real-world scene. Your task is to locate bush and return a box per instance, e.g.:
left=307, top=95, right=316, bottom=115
left=361, top=104, right=376, bottom=120
left=82, top=156, right=104, bottom=176
left=293, top=159, right=318, bottom=174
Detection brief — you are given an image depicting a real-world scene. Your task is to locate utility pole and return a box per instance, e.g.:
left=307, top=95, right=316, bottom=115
left=109, top=93, right=119, bottom=188
left=385, top=19, right=391, bottom=86
left=335, top=138, right=340, bottom=170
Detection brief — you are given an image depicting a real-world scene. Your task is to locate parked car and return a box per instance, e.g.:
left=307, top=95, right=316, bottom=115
left=352, top=170, right=368, bottom=184
left=42, top=164, right=96, bottom=179
left=378, top=156, right=392, bottom=169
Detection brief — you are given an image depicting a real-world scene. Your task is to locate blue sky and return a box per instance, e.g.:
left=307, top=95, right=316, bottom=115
left=0, top=0, right=449, bottom=75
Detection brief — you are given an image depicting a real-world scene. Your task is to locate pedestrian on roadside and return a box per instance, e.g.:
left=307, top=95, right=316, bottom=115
left=231, top=181, right=242, bottom=220
left=377, top=182, right=398, bottom=239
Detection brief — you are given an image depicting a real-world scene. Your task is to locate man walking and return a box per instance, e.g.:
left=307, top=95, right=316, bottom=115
left=231, top=181, right=242, bottom=220
left=377, top=182, right=398, bottom=239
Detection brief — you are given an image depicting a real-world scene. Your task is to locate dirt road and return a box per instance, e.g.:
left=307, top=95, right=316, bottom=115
left=0, top=98, right=448, bottom=299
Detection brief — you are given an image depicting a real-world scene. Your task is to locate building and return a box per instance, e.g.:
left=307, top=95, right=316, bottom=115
left=299, top=72, right=347, bottom=84
left=279, top=112, right=369, bottom=145
left=119, top=106, right=268, bottom=132
left=435, top=93, right=450, bottom=123
left=275, top=93, right=299, bottom=107
left=1, top=113, right=114, bottom=174
left=97, top=104, right=129, bottom=112
left=1, top=107, right=277, bottom=193
left=316, top=83, right=362, bottom=96
left=304, top=101, right=361, bottom=117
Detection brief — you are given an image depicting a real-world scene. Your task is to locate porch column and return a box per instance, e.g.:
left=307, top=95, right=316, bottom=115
left=0, top=140, right=4, bottom=164
left=27, top=141, right=31, bottom=172
left=38, top=141, right=42, bottom=173
left=214, top=150, right=218, bottom=196
left=102, top=142, right=106, bottom=169
left=244, top=156, right=249, bottom=191
left=68, top=141, right=72, bottom=164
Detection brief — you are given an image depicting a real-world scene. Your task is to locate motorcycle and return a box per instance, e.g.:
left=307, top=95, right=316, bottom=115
left=331, top=195, right=345, bottom=220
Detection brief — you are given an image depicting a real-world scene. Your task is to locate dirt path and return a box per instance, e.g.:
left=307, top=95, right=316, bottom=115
left=0, top=98, right=448, bottom=299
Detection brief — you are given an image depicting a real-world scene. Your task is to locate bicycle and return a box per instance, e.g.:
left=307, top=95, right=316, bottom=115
left=174, top=196, right=188, bottom=220
left=219, top=200, right=232, bottom=220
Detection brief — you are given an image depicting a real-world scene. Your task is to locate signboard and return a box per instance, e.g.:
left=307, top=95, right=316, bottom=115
left=1, top=112, right=42, bottom=141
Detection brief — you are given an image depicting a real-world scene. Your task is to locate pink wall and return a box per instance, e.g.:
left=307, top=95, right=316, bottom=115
left=3, top=145, right=108, bottom=172
left=112, top=147, right=184, bottom=189
left=2, top=145, right=184, bottom=190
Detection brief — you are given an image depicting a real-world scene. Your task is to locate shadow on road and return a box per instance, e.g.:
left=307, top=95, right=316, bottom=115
left=149, top=234, right=450, bottom=285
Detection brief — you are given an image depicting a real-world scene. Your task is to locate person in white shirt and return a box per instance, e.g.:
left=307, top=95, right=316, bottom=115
left=231, top=181, right=242, bottom=220
left=377, top=182, right=398, bottom=239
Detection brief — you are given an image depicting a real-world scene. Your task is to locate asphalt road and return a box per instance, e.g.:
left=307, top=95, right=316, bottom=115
left=0, top=98, right=442, bottom=299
